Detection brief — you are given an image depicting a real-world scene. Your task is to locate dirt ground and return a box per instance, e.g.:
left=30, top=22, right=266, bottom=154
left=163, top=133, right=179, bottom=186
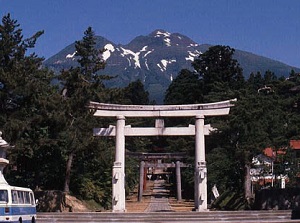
left=125, top=180, right=194, bottom=212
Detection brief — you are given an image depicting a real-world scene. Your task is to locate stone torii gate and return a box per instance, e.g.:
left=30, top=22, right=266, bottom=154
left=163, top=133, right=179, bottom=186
left=127, top=152, right=188, bottom=202
left=88, top=99, right=235, bottom=212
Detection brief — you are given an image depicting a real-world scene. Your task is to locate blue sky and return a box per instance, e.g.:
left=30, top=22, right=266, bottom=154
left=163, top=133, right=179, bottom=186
left=1, top=0, right=300, bottom=68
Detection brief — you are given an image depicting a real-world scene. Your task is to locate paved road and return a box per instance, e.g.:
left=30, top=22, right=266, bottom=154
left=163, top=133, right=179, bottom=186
left=144, top=179, right=172, bottom=212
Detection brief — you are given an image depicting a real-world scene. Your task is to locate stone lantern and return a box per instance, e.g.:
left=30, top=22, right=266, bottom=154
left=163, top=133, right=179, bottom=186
left=0, top=131, right=10, bottom=185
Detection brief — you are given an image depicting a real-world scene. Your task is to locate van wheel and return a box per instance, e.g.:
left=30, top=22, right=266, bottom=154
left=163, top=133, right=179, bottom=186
left=31, top=216, right=36, bottom=223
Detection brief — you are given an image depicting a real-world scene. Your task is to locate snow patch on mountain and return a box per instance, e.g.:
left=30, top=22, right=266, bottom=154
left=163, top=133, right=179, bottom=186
left=157, top=59, right=176, bottom=72
left=54, top=60, right=63, bottom=64
left=155, top=30, right=171, bottom=47
left=144, top=59, right=149, bottom=70
left=126, top=58, right=131, bottom=68
left=66, top=51, right=76, bottom=60
left=143, top=49, right=154, bottom=58
left=118, top=45, right=155, bottom=69
left=155, top=30, right=171, bottom=38
left=164, top=38, right=171, bottom=46
left=121, top=47, right=141, bottom=68
left=140, top=46, right=154, bottom=58
left=102, top=44, right=115, bottom=61
left=185, top=50, right=201, bottom=61
left=120, top=47, right=141, bottom=69
left=141, top=46, right=148, bottom=51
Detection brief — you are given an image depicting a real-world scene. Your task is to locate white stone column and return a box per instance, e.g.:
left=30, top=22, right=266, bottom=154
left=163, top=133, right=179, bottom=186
left=194, top=115, right=207, bottom=211
left=138, top=161, right=145, bottom=202
left=176, top=161, right=182, bottom=201
left=112, top=115, right=126, bottom=212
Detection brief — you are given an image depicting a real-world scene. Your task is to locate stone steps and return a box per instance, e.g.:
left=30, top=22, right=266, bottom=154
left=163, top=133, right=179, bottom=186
left=37, top=210, right=294, bottom=223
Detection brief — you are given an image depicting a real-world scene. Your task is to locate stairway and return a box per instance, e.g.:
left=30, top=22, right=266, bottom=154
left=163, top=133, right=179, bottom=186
left=37, top=210, right=293, bottom=223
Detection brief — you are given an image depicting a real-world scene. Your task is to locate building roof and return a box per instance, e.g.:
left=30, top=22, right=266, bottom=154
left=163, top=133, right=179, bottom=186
left=290, top=140, right=300, bottom=150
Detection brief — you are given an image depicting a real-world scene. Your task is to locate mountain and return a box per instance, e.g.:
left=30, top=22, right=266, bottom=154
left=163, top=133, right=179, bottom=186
left=43, top=29, right=300, bottom=103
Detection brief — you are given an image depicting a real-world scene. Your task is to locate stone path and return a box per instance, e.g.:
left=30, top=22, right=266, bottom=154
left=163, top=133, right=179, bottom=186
left=144, top=179, right=173, bottom=212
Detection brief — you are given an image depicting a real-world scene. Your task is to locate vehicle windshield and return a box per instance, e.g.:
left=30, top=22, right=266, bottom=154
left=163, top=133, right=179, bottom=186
left=0, top=190, right=8, bottom=202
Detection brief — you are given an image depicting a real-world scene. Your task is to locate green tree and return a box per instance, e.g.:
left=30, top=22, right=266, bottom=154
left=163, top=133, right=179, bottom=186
left=58, top=27, right=107, bottom=193
left=247, top=72, right=264, bottom=92
left=163, top=44, right=300, bottom=208
left=0, top=15, right=151, bottom=208
left=164, top=69, right=203, bottom=104
left=123, top=79, right=149, bottom=105
left=75, top=27, right=106, bottom=76
left=0, top=14, right=62, bottom=189
left=220, top=69, right=300, bottom=203
left=192, top=45, right=244, bottom=102
left=0, top=13, right=45, bottom=116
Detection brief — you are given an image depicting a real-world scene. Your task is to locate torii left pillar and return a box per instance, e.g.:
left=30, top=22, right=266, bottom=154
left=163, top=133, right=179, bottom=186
left=194, top=115, right=207, bottom=211
left=112, top=115, right=126, bottom=212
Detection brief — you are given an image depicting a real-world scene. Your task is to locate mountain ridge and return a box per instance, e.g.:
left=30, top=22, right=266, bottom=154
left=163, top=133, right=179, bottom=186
left=43, top=29, right=300, bottom=103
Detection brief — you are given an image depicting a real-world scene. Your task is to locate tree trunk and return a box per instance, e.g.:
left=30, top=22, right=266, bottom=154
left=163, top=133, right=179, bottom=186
left=64, top=151, right=74, bottom=193
left=244, top=163, right=253, bottom=205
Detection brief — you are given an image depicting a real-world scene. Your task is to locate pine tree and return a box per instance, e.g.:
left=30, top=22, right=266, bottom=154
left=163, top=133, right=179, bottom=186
left=164, top=69, right=203, bottom=104
left=123, top=79, right=149, bottom=105
left=0, top=14, right=61, bottom=188
left=0, top=13, right=45, bottom=115
left=75, top=27, right=105, bottom=76
left=192, top=45, right=244, bottom=102
left=58, top=27, right=108, bottom=193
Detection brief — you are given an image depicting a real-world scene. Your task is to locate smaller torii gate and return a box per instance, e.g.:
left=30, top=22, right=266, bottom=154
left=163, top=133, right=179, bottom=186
left=89, top=99, right=235, bottom=212
left=127, top=152, right=187, bottom=201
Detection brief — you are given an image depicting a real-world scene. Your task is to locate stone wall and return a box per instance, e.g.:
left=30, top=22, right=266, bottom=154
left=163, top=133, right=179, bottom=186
left=35, top=190, right=89, bottom=212
left=254, top=188, right=300, bottom=210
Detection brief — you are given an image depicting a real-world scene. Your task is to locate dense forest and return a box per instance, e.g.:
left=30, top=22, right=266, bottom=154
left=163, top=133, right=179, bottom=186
left=1, top=14, right=300, bottom=209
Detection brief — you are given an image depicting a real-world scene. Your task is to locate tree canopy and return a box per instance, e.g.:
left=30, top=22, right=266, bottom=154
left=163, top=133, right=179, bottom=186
left=0, top=15, right=150, bottom=209
left=192, top=45, right=244, bottom=102
left=164, top=45, right=300, bottom=204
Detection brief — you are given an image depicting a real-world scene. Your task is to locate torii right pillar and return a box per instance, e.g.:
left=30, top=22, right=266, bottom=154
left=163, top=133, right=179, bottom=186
left=195, top=115, right=207, bottom=211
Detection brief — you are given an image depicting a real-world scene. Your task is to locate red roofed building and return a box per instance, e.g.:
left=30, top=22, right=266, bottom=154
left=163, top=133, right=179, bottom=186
left=263, top=147, right=286, bottom=159
left=251, top=140, right=300, bottom=190
left=263, top=147, right=276, bottom=158
left=290, top=140, right=300, bottom=150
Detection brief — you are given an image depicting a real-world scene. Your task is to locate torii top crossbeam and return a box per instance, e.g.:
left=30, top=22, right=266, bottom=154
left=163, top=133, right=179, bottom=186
left=88, top=99, right=236, bottom=117
left=126, top=152, right=186, bottom=160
